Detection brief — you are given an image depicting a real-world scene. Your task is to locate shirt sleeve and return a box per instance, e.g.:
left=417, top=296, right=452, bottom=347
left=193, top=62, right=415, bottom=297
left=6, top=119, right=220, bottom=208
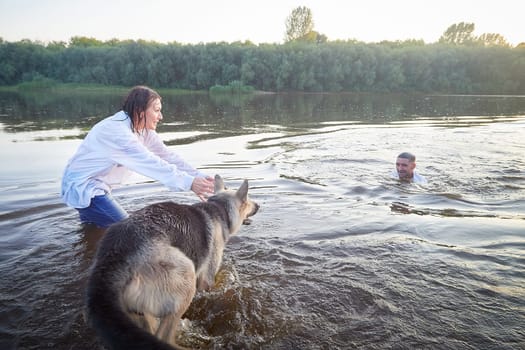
left=413, top=172, right=428, bottom=184
left=143, top=130, right=208, bottom=178
left=98, top=122, right=195, bottom=191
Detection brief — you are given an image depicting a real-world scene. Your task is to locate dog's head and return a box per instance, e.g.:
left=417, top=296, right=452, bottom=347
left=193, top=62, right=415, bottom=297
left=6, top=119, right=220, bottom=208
left=213, top=174, right=259, bottom=227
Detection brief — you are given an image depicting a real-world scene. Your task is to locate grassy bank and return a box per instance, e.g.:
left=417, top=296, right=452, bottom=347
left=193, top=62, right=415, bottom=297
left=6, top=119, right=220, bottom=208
left=0, top=82, right=202, bottom=95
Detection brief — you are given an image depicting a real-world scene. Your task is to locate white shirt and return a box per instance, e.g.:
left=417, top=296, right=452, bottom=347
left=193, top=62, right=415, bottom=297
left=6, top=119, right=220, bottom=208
left=390, top=170, right=428, bottom=184
left=61, top=111, right=206, bottom=208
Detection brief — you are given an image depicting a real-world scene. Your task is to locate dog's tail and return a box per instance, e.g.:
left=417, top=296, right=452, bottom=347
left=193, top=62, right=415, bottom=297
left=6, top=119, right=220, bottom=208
left=86, top=270, right=185, bottom=350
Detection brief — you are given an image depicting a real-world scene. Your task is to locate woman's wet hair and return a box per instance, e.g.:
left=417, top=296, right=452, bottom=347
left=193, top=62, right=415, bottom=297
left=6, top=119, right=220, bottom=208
left=122, top=86, right=161, bottom=133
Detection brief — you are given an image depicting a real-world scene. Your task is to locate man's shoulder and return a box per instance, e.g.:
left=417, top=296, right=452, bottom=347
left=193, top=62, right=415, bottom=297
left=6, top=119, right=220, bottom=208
left=413, top=172, right=428, bottom=184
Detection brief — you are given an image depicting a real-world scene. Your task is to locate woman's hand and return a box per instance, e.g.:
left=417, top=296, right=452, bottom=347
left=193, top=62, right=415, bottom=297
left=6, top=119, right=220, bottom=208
left=191, top=176, right=215, bottom=201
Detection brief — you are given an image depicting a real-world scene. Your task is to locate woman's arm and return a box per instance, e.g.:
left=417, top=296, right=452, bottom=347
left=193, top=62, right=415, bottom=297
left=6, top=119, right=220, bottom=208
left=99, top=122, right=195, bottom=191
left=142, top=130, right=207, bottom=177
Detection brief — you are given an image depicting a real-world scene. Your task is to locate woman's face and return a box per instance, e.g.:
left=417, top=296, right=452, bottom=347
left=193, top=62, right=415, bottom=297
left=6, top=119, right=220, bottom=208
left=141, top=98, right=163, bottom=130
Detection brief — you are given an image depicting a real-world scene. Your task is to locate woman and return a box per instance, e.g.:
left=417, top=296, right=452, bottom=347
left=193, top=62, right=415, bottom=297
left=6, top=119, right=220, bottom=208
left=61, top=85, right=215, bottom=228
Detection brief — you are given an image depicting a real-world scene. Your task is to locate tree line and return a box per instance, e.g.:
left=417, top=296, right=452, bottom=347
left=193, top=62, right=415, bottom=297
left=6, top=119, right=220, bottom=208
left=0, top=35, right=524, bottom=94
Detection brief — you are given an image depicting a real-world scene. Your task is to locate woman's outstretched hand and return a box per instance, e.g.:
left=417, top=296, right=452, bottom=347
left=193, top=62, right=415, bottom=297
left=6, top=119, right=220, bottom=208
left=191, top=176, right=215, bottom=201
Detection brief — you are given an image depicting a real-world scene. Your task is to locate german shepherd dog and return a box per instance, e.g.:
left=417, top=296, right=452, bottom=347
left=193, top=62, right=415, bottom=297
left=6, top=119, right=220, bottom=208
left=85, top=175, right=259, bottom=349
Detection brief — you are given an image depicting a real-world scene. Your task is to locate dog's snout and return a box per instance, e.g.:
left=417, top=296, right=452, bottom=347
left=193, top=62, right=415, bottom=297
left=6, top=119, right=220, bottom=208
left=242, top=202, right=259, bottom=225
left=252, top=202, right=260, bottom=215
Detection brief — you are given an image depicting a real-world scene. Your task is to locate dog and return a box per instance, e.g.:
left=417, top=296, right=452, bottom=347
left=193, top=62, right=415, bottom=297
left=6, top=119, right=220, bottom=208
left=85, top=175, right=259, bottom=349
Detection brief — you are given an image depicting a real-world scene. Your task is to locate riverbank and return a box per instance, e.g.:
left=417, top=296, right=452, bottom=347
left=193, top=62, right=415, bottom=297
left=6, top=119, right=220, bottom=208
left=0, top=82, right=202, bottom=95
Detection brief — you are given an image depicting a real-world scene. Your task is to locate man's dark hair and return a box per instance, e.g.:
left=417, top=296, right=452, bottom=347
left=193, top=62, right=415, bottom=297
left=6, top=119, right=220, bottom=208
left=398, top=152, right=416, bottom=162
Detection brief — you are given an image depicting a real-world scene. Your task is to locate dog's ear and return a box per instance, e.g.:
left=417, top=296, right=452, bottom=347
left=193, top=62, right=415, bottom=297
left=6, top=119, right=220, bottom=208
left=214, top=174, right=225, bottom=193
left=236, top=179, right=249, bottom=202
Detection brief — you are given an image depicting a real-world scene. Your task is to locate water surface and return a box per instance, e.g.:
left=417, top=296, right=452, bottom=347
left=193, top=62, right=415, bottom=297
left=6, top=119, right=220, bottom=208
left=1, top=91, right=524, bottom=349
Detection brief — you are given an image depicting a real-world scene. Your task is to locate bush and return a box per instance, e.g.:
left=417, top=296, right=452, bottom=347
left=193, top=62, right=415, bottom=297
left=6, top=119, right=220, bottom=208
left=209, top=80, right=255, bottom=94
left=17, top=75, right=58, bottom=91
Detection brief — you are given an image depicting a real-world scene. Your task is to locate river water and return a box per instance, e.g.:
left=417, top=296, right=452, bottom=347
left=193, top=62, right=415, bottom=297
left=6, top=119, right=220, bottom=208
left=0, top=91, right=524, bottom=349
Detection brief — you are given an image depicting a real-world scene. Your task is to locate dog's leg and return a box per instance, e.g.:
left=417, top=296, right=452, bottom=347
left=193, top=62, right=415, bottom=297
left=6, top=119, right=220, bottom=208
left=155, top=278, right=195, bottom=347
left=128, top=312, right=158, bottom=334
left=156, top=312, right=185, bottom=347
left=197, top=224, right=225, bottom=291
left=154, top=249, right=197, bottom=347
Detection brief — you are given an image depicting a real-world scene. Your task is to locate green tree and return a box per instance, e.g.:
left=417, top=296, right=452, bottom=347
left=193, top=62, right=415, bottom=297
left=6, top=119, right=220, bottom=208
left=0, top=36, right=524, bottom=94
left=439, top=22, right=476, bottom=45
left=284, top=6, right=314, bottom=43
left=476, top=33, right=510, bottom=47
left=69, top=36, right=104, bottom=47
left=295, top=30, right=328, bottom=44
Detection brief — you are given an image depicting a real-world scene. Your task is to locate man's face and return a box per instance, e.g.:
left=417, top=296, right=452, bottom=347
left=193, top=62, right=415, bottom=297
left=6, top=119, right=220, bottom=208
left=396, top=157, right=416, bottom=180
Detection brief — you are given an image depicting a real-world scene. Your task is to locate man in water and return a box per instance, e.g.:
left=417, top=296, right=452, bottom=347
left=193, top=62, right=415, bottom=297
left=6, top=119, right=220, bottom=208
left=392, top=152, right=427, bottom=184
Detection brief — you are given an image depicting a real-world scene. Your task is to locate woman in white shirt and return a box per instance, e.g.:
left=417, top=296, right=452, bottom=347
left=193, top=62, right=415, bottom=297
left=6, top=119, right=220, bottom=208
left=61, top=85, right=215, bottom=228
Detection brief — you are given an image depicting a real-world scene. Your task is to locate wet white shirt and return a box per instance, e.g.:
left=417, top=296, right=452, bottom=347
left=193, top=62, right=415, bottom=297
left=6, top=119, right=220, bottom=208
left=390, top=170, right=428, bottom=184
left=61, top=111, right=206, bottom=208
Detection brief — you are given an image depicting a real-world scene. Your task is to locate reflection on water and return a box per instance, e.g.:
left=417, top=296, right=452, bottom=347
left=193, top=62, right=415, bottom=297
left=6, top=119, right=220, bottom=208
left=0, top=90, right=524, bottom=349
left=2, top=90, right=525, bottom=134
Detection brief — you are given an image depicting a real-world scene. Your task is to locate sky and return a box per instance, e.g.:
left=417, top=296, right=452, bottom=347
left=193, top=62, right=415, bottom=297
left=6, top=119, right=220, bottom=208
left=0, top=0, right=523, bottom=46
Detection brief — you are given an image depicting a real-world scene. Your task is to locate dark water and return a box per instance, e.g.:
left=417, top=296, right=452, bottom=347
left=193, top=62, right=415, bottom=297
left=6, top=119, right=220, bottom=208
left=0, top=91, right=524, bottom=349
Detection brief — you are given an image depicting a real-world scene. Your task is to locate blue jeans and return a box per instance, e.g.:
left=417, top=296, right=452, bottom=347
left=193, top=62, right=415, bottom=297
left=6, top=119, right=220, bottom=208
left=77, top=193, right=129, bottom=228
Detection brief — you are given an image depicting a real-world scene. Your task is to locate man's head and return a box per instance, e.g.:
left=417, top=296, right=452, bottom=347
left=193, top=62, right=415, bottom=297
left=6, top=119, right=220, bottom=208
left=396, top=152, right=416, bottom=181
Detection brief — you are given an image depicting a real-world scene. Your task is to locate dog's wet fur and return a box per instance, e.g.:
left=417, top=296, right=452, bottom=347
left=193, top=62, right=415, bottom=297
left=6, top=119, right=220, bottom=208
left=85, top=175, right=259, bottom=349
